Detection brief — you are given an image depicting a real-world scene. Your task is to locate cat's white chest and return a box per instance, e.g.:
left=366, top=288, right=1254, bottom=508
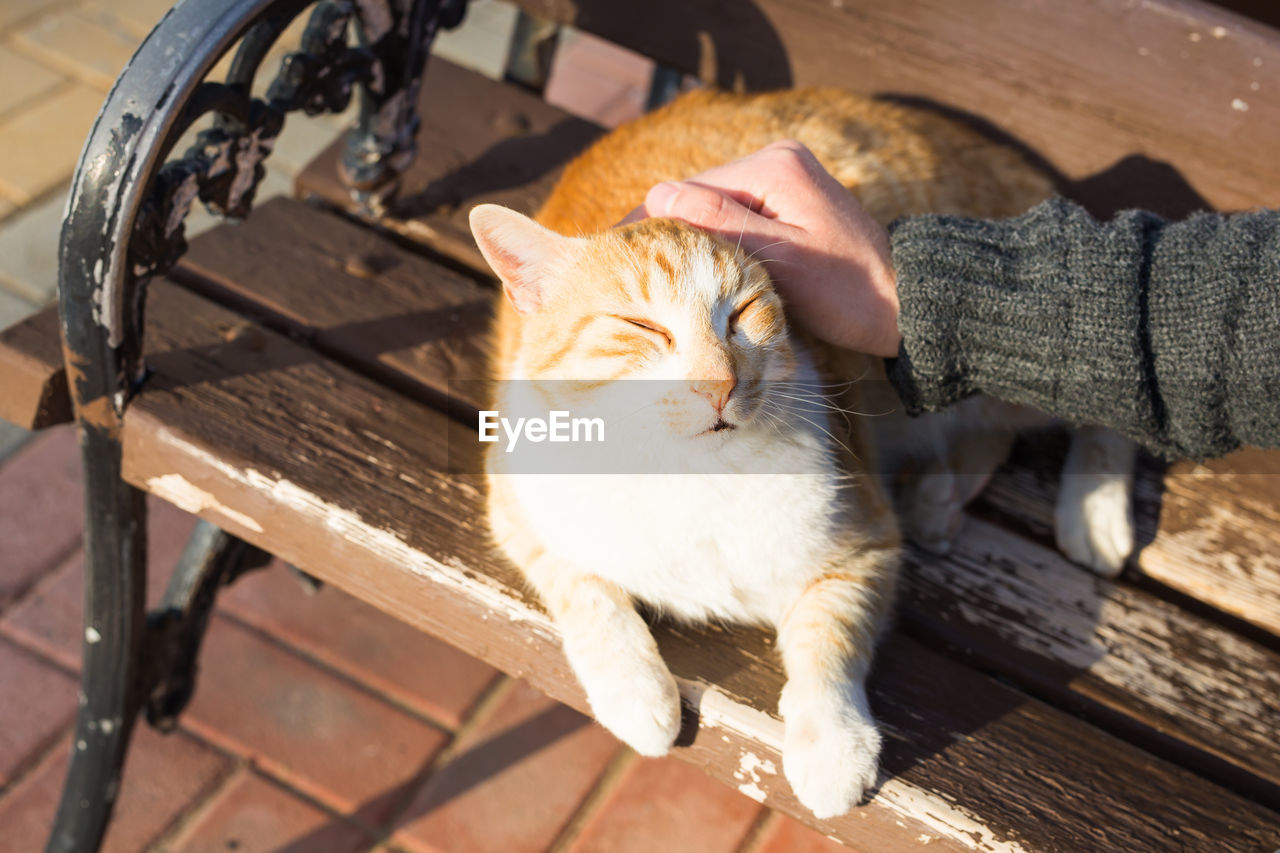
left=507, top=427, right=842, bottom=624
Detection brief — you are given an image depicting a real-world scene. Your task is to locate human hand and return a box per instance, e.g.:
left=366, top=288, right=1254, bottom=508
left=621, top=140, right=901, bottom=358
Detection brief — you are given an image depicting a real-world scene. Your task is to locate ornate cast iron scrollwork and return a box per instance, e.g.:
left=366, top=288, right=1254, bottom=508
left=132, top=0, right=465, bottom=293
left=52, top=1, right=466, bottom=851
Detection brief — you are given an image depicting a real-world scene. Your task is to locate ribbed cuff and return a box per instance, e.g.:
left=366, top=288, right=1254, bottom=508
left=885, top=199, right=1155, bottom=443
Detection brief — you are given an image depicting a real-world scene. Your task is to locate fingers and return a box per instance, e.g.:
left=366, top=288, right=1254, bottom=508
left=648, top=180, right=799, bottom=260
left=648, top=181, right=752, bottom=229
left=663, top=140, right=829, bottom=218
left=615, top=180, right=758, bottom=226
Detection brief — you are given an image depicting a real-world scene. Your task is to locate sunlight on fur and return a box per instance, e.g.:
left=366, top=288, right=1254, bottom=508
left=470, top=86, right=1136, bottom=819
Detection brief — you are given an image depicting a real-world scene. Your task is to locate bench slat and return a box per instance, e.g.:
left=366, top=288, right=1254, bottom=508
left=173, top=197, right=494, bottom=415
left=176, top=198, right=1280, bottom=805
left=295, top=58, right=601, bottom=270
left=511, top=0, right=1280, bottom=213
left=902, top=517, right=1280, bottom=806
left=123, top=275, right=1280, bottom=850
left=295, top=60, right=1280, bottom=641
left=0, top=306, right=70, bottom=429
left=977, top=431, right=1280, bottom=638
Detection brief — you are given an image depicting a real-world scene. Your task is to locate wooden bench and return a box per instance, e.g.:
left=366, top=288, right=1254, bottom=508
left=3, top=0, right=1280, bottom=849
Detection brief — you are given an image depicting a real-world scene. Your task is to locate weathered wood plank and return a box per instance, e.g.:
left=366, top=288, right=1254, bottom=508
left=124, top=277, right=1280, bottom=851
left=510, top=0, right=1280, bottom=214
left=976, top=431, right=1280, bottom=638
left=175, top=196, right=494, bottom=414
left=902, top=517, right=1280, bottom=806
left=307, top=56, right=1280, bottom=645
left=173, top=197, right=1280, bottom=802
left=295, top=60, right=1280, bottom=641
left=0, top=305, right=70, bottom=429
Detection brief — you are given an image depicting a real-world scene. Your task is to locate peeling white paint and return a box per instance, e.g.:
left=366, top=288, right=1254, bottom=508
left=683, top=683, right=784, bottom=749
left=733, top=751, right=776, bottom=803
left=875, top=776, right=1029, bottom=853
left=738, top=751, right=777, bottom=779
left=687, top=681, right=1029, bottom=851
left=149, top=428, right=552, bottom=636
left=146, top=473, right=264, bottom=533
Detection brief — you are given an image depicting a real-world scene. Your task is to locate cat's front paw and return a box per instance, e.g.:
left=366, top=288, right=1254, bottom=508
left=582, top=661, right=682, bottom=757
left=781, top=684, right=880, bottom=819
left=1055, top=472, right=1134, bottom=578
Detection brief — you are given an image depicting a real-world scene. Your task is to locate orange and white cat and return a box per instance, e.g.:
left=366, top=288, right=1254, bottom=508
left=470, top=88, right=1135, bottom=818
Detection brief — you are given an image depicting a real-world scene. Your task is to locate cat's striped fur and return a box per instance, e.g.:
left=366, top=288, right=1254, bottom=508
left=470, top=87, right=1134, bottom=818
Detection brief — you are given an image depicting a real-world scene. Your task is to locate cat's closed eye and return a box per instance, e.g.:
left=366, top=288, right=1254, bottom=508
left=617, top=315, right=674, bottom=348
left=728, top=294, right=761, bottom=335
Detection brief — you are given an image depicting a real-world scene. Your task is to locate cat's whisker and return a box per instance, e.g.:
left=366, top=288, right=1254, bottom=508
left=763, top=399, right=861, bottom=463
left=769, top=391, right=856, bottom=434
left=768, top=392, right=891, bottom=420
left=773, top=379, right=860, bottom=391
left=745, top=239, right=795, bottom=261
left=735, top=203, right=750, bottom=255
left=754, top=407, right=793, bottom=444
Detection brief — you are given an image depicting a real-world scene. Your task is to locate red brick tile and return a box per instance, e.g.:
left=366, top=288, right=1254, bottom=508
left=0, top=637, right=76, bottom=786
left=567, top=755, right=763, bottom=853
left=166, top=768, right=371, bottom=852
left=0, top=426, right=83, bottom=608
left=0, top=497, right=197, bottom=670
left=0, top=725, right=230, bottom=852
left=392, top=679, right=618, bottom=853
left=220, top=560, right=499, bottom=728
left=181, top=617, right=448, bottom=824
left=755, top=813, right=854, bottom=853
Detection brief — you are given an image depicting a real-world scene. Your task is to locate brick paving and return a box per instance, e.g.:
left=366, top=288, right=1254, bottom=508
left=0, top=2, right=847, bottom=850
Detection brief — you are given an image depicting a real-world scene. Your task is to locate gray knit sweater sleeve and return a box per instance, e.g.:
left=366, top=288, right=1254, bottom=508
left=885, top=197, right=1280, bottom=459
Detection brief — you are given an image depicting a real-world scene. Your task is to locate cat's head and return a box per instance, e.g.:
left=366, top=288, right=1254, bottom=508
left=471, top=204, right=803, bottom=443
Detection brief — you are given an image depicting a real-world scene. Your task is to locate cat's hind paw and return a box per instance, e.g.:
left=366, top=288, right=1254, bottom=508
left=1055, top=476, right=1134, bottom=578
left=900, top=469, right=967, bottom=555
left=1055, top=428, right=1137, bottom=578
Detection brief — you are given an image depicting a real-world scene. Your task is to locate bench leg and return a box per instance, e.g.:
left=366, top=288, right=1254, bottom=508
left=45, top=505, right=269, bottom=853
left=44, top=437, right=147, bottom=853
left=47, top=0, right=470, bottom=848
left=144, top=520, right=271, bottom=730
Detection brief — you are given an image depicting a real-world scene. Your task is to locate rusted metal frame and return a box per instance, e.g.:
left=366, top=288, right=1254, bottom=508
left=51, top=0, right=466, bottom=850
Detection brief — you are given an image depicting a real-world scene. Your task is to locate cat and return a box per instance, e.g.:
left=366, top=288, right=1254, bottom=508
left=469, top=87, right=1136, bottom=819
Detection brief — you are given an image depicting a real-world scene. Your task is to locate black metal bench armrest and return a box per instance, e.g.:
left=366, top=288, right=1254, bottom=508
left=49, top=1, right=464, bottom=850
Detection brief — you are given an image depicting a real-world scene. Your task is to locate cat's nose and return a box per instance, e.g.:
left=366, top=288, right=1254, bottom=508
left=691, top=376, right=737, bottom=414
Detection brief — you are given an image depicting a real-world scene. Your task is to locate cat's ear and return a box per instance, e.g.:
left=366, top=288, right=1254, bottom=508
left=469, top=204, right=576, bottom=314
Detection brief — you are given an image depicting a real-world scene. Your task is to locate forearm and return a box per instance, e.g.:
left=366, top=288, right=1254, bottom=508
left=886, top=197, right=1280, bottom=459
